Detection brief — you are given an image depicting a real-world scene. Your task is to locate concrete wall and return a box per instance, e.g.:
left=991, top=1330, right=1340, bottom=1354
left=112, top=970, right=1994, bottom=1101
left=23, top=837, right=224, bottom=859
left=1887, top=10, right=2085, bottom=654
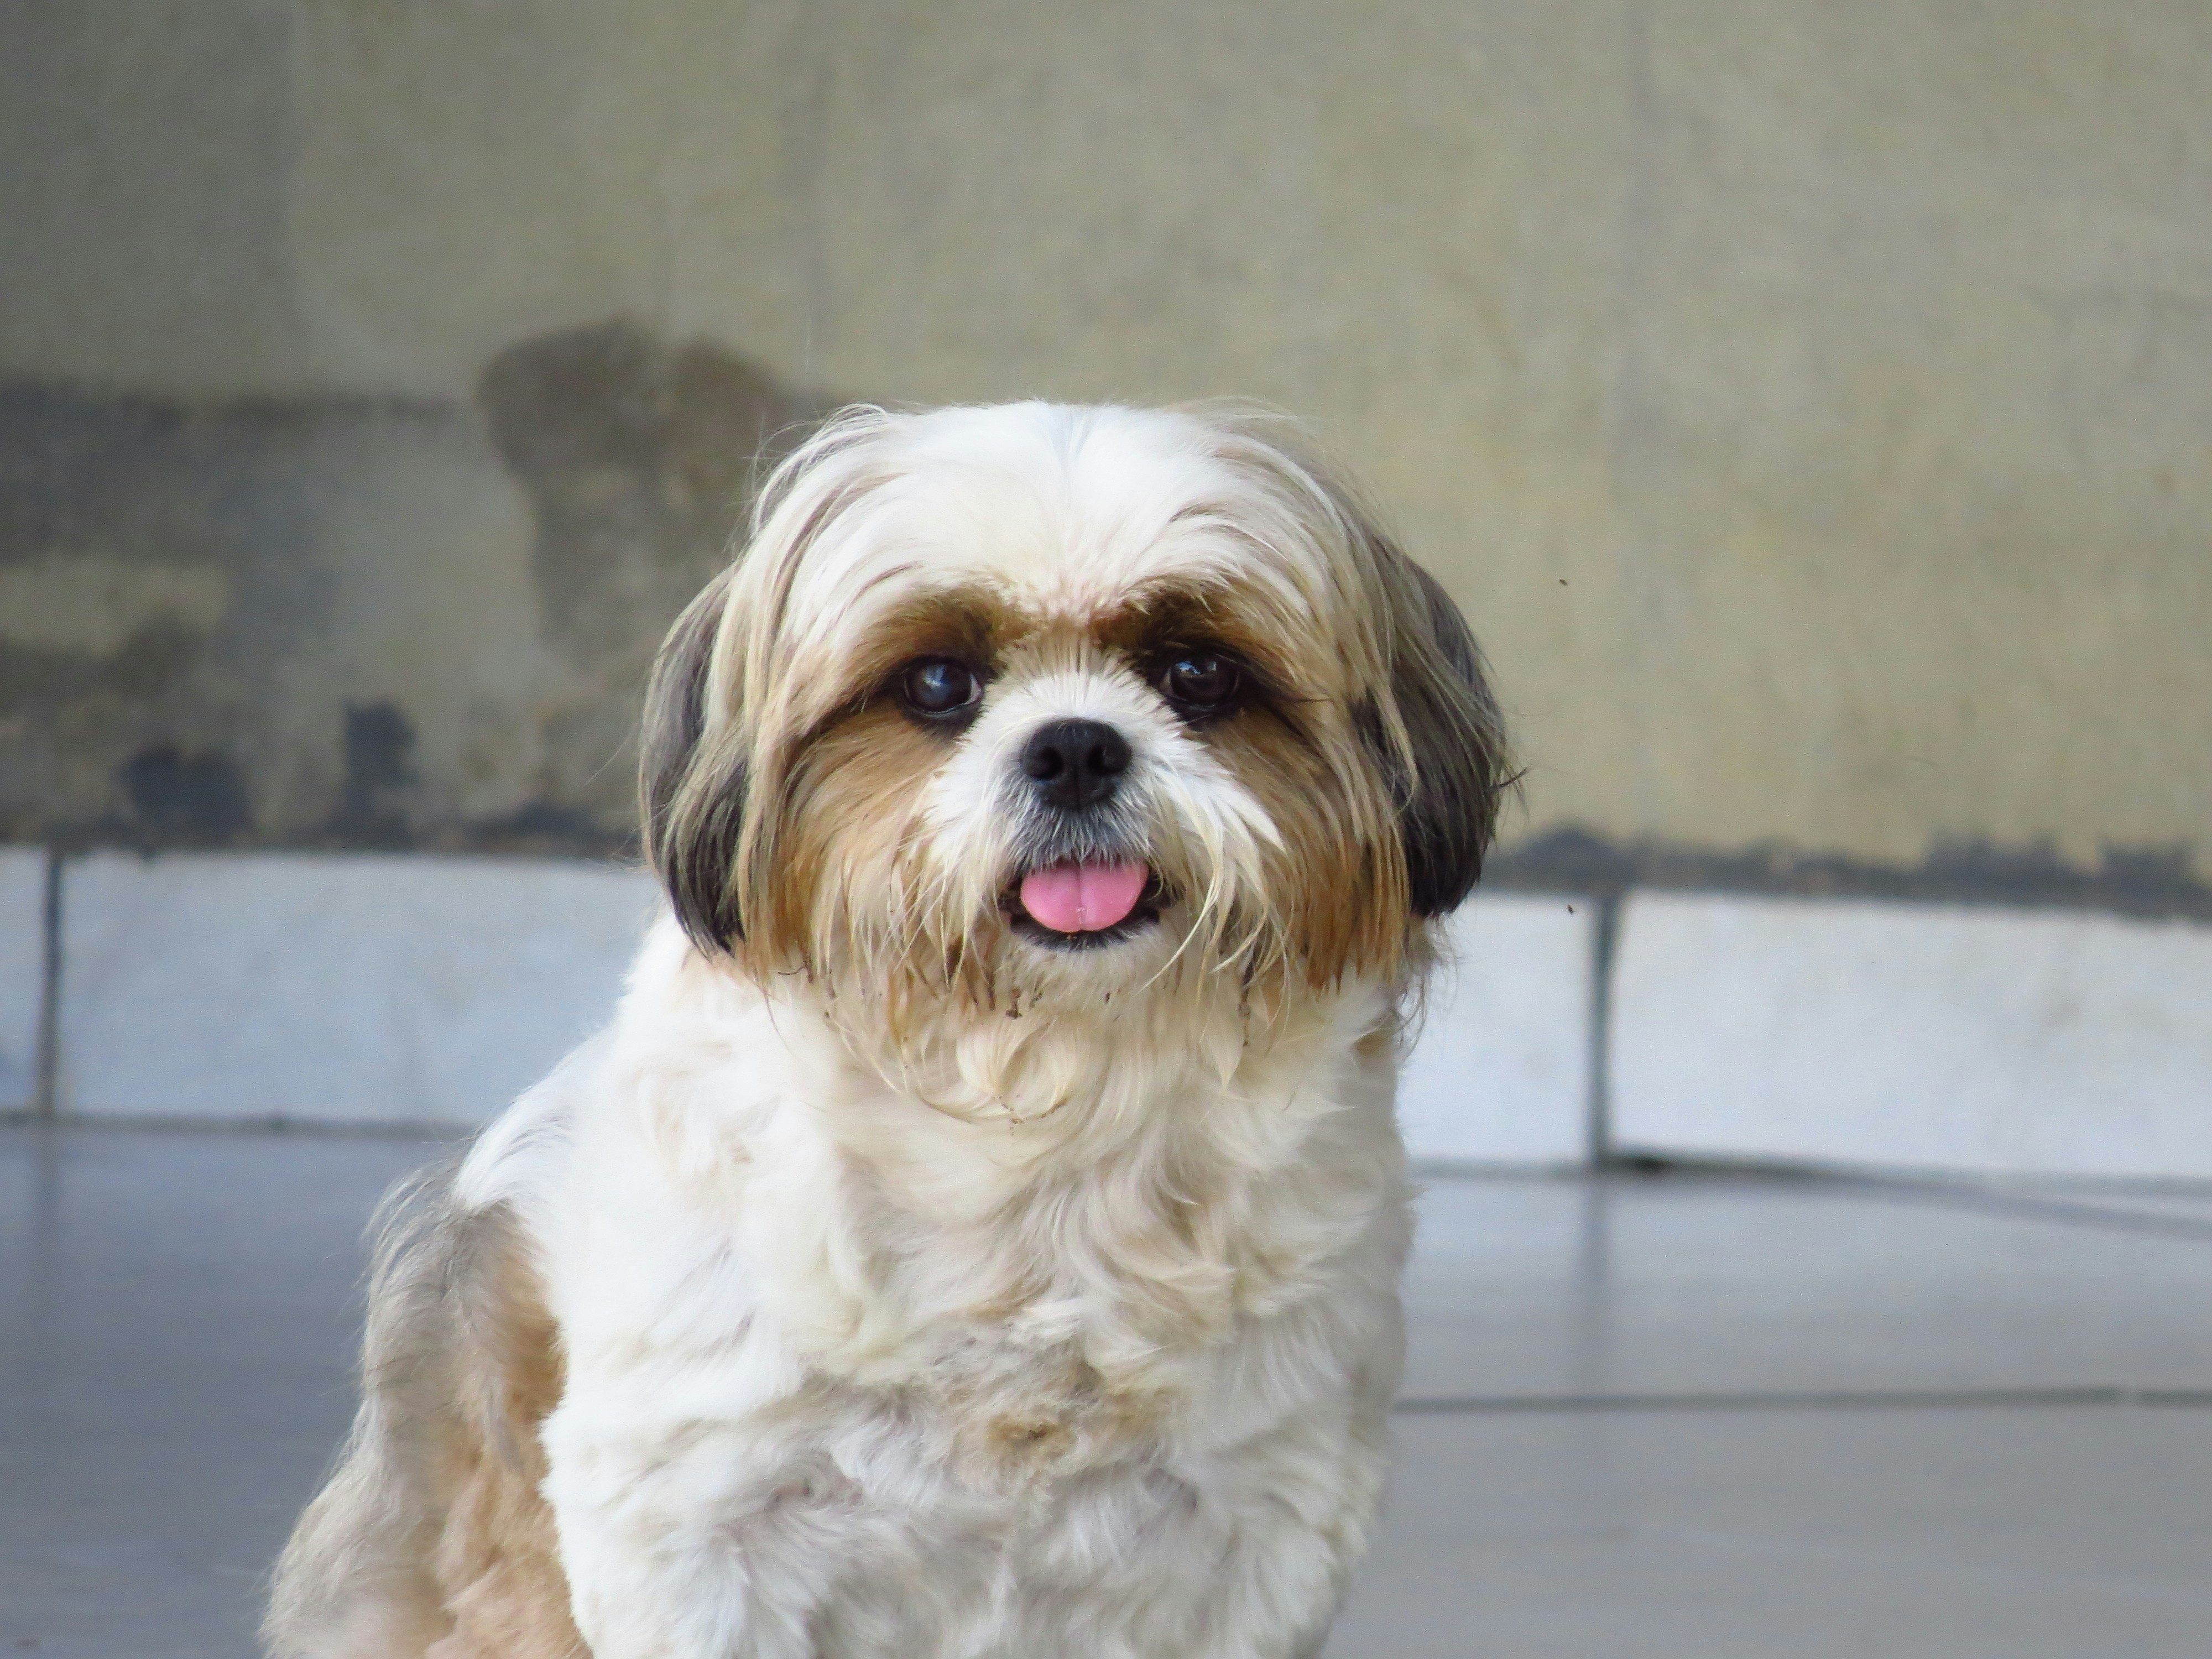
left=3, top=1, right=2208, bottom=897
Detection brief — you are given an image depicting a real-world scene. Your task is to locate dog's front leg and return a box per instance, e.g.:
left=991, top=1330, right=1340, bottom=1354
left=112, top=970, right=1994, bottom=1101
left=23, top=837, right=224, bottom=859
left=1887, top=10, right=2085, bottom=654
left=544, top=1416, right=825, bottom=1659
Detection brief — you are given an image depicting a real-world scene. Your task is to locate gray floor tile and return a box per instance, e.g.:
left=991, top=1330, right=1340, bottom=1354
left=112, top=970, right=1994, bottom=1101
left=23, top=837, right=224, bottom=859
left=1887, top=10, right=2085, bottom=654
left=4, top=1126, right=2210, bottom=1657
left=0, top=1127, right=442, bottom=1659
left=1328, top=1407, right=2212, bottom=1659
left=1404, top=1172, right=2212, bottom=1399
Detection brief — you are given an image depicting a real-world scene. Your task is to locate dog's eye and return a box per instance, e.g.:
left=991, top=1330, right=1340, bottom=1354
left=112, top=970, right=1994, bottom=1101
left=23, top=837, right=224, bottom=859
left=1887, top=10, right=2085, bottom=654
left=900, top=658, right=982, bottom=718
left=1160, top=652, right=1242, bottom=715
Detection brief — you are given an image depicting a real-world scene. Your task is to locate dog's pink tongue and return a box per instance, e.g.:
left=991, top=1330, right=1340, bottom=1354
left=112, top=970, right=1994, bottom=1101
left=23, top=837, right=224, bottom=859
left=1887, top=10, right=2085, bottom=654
left=1019, top=859, right=1149, bottom=933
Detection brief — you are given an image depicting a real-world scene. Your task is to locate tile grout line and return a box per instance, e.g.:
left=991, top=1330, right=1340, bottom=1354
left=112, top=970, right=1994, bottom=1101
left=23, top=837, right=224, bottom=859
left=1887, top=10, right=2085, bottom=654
left=0, top=1110, right=476, bottom=1140
left=1584, top=890, right=1624, bottom=1167
left=32, top=844, right=62, bottom=1120
left=1593, top=1159, right=2212, bottom=1244
left=1789, top=1173, right=2212, bottom=1244
left=1392, top=1385, right=2212, bottom=1416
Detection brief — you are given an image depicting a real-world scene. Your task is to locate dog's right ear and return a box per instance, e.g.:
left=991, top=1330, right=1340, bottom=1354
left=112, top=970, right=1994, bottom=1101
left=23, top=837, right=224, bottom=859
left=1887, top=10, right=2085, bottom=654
left=639, top=571, right=747, bottom=951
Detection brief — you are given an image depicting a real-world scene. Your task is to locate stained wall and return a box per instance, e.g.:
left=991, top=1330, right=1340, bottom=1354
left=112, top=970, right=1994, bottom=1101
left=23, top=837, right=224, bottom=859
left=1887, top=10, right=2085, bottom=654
left=4, top=1, right=2206, bottom=895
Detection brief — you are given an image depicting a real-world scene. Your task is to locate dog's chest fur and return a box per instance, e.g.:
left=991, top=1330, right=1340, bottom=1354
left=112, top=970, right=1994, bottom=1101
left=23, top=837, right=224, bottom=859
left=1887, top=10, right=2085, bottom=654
left=476, top=922, right=1410, bottom=1658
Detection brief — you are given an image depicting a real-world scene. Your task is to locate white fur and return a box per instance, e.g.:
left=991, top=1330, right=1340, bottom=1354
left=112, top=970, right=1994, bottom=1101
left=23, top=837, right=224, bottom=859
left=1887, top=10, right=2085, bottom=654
left=459, top=918, right=1407, bottom=1659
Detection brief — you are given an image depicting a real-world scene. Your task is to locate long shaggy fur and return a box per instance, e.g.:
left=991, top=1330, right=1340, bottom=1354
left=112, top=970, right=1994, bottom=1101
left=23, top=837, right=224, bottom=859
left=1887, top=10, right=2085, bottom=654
left=268, top=402, right=1506, bottom=1659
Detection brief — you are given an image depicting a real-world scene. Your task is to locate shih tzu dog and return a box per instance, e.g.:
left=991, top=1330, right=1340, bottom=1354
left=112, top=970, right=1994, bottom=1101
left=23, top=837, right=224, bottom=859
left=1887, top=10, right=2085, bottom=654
left=267, top=401, right=1505, bottom=1659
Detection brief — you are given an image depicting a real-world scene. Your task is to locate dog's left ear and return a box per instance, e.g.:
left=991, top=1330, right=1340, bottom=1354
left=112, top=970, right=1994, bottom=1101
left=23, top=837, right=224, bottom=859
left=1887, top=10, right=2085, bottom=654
left=639, top=570, right=748, bottom=951
left=1364, top=545, right=1510, bottom=916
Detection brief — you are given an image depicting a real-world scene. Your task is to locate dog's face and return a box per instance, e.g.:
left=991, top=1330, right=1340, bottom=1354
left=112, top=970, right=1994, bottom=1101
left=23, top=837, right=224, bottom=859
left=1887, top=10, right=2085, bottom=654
left=642, top=404, right=1503, bottom=1057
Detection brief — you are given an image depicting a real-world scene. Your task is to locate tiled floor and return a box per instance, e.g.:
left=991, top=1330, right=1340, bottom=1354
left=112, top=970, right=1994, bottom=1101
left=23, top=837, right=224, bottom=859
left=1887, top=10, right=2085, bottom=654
left=3, top=1125, right=2208, bottom=1658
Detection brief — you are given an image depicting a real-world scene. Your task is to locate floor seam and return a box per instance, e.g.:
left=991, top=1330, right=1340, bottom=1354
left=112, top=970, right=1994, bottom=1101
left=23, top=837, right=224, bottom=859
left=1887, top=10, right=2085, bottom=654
left=1394, top=1385, right=2212, bottom=1415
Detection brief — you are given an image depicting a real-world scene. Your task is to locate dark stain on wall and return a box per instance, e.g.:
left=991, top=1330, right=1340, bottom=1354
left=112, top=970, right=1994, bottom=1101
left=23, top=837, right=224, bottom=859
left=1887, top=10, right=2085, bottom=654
left=0, top=321, right=822, bottom=854
left=119, top=745, right=253, bottom=843
left=480, top=319, right=816, bottom=664
left=0, top=381, right=317, bottom=846
left=475, top=322, right=819, bottom=834
left=329, top=700, right=419, bottom=847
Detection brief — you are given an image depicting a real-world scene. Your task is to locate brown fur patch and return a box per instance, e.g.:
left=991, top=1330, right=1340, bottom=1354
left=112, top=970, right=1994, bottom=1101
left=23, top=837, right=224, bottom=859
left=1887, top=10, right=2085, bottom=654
left=422, top=1227, right=581, bottom=1659
left=265, top=1168, right=586, bottom=1659
left=767, top=697, right=948, bottom=988
left=1203, top=698, right=1408, bottom=989
left=844, top=582, right=1032, bottom=687
left=1092, top=578, right=1319, bottom=714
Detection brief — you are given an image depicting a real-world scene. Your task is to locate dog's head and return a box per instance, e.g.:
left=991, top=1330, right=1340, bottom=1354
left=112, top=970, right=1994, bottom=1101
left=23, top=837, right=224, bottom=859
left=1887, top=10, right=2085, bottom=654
left=641, top=403, right=1505, bottom=1057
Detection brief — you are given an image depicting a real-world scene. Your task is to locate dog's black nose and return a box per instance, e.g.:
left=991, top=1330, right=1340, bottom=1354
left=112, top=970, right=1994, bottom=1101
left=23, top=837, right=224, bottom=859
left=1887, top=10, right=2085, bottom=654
left=1020, top=719, right=1131, bottom=811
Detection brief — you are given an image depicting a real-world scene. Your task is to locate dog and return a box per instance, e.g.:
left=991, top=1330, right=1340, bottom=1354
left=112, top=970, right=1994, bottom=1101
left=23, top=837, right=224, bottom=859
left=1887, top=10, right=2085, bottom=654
left=266, top=401, right=1506, bottom=1659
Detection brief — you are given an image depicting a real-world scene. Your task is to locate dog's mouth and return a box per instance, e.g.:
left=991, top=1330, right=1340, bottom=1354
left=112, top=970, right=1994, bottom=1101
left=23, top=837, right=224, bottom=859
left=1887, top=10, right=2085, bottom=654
left=1005, top=859, right=1167, bottom=950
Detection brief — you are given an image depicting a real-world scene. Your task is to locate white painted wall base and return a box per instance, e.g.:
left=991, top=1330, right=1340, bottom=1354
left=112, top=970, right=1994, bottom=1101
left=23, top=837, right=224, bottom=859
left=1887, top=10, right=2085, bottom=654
left=35, top=850, right=1596, bottom=1161
left=58, top=852, right=657, bottom=1125
left=0, top=848, right=44, bottom=1110
left=1397, top=895, right=1593, bottom=1167
left=1610, top=892, right=2212, bottom=1181
left=25, top=852, right=2212, bottom=1182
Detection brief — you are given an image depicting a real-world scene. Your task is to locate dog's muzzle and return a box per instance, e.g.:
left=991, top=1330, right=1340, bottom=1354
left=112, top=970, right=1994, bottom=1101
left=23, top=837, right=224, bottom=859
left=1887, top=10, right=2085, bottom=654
left=1008, top=718, right=1161, bottom=945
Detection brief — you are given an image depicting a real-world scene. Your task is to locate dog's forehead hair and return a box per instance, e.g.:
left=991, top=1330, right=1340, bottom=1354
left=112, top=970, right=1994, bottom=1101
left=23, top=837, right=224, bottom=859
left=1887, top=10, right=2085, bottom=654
left=854, top=521, right=1310, bottom=637
left=820, top=407, right=1334, bottom=622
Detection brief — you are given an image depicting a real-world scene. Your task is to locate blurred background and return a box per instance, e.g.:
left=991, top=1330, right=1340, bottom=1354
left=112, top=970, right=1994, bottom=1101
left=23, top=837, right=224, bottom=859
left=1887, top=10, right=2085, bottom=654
left=6, top=1, right=2210, bottom=881
left=2, top=4, right=2209, bottom=1657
